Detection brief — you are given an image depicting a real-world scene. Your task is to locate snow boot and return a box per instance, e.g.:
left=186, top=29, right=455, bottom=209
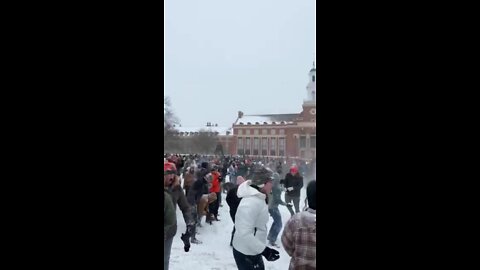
left=206, top=214, right=213, bottom=225
left=191, top=238, right=202, bottom=244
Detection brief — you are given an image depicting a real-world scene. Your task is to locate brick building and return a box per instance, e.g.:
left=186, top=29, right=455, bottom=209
left=173, top=65, right=316, bottom=159
left=231, top=65, right=316, bottom=159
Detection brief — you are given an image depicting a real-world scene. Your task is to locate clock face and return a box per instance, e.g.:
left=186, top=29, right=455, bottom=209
left=310, top=108, right=316, bottom=115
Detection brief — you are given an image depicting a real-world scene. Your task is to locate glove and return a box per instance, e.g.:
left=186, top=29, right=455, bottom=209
left=261, top=247, right=280, bottom=261
left=287, top=187, right=294, bottom=191
left=180, top=233, right=191, bottom=252
left=286, top=203, right=293, bottom=208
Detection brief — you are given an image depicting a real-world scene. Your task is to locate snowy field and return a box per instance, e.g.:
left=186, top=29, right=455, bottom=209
left=169, top=176, right=309, bottom=270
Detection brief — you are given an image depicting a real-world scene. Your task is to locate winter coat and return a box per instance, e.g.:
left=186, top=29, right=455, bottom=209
left=183, top=171, right=195, bottom=191
left=228, top=165, right=235, bottom=176
left=164, top=191, right=176, bottom=240
left=166, top=185, right=193, bottom=226
left=187, top=177, right=209, bottom=206
left=281, top=208, right=316, bottom=270
left=209, top=171, right=221, bottom=193
left=284, top=173, right=304, bottom=197
left=232, top=180, right=269, bottom=256
left=268, top=173, right=286, bottom=209
left=226, top=186, right=242, bottom=222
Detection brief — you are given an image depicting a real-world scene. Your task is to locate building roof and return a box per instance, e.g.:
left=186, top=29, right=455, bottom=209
left=234, top=114, right=298, bottom=126
left=174, top=126, right=232, bottom=136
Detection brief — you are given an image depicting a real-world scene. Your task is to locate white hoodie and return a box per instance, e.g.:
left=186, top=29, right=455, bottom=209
left=232, top=180, right=269, bottom=255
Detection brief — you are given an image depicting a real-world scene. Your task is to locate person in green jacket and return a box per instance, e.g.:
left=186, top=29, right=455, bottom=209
left=164, top=163, right=178, bottom=270
left=164, top=191, right=176, bottom=240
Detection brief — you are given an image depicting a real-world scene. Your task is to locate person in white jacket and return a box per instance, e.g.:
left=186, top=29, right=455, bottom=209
left=232, top=166, right=280, bottom=270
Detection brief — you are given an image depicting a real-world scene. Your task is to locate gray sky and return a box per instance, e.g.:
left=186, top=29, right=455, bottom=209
left=164, top=0, right=315, bottom=127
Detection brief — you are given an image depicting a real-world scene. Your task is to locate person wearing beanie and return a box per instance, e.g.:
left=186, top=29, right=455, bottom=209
left=267, top=171, right=289, bottom=247
left=186, top=171, right=213, bottom=243
left=164, top=173, right=195, bottom=249
left=281, top=180, right=316, bottom=270
left=163, top=162, right=178, bottom=270
left=284, top=165, right=304, bottom=216
left=232, top=167, right=280, bottom=270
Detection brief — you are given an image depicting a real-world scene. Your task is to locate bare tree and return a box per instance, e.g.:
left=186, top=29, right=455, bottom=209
left=164, top=96, right=180, bottom=153
left=190, top=129, right=218, bottom=154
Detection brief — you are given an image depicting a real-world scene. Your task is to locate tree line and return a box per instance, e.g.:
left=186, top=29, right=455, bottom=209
left=164, top=96, right=219, bottom=154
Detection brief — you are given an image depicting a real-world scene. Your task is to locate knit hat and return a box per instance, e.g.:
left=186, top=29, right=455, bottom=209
left=197, top=167, right=209, bottom=179
left=307, top=180, right=316, bottom=210
left=164, top=162, right=177, bottom=175
left=290, top=165, right=298, bottom=175
left=250, top=166, right=274, bottom=188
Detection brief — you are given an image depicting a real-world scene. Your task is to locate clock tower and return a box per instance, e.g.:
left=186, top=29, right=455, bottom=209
left=297, top=62, right=316, bottom=122
left=305, top=62, right=316, bottom=104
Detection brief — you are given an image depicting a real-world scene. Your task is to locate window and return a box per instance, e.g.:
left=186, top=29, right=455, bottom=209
left=279, top=129, right=285, bottom=135
left=245, top=138, right=251, bottom=155
left=262, top=129, right=268, bottom=135
left=278, top=138, right=285, bottom=156
left=245, top=129, right=250, bottom=135
left=237, top=137, right=244, bottom=155
left=271, top=129, right=276, bottom=135
left=253, top=137, right=259, bottom=155
left=300, top=150, right=305, bottom=158
left=237, top=129, right=243, bottom=135
left=254, top=129, right=259, bottom=135
left=310, top=135, right=316, bottom=148
left=270, top=137, right=276, bottom=156
left=300, top=136, right=307, bottom=148
left=261, top=138, right=268, bottom=156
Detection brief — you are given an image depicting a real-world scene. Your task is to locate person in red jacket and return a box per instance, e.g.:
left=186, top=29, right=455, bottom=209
left=208, top=166, right=221, bottom=222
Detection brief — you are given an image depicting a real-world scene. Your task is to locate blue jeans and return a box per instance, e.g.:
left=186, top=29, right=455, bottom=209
left=164, top=236, right=174, bottom=270
left=267, top=207, right=282, bottom=243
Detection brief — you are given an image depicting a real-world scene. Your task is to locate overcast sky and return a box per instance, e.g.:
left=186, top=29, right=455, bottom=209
left=164, top=0, right=315, bottom=127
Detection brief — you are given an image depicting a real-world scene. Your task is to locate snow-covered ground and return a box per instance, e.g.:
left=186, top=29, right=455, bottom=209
left=169, top=176, right=308, bottom=270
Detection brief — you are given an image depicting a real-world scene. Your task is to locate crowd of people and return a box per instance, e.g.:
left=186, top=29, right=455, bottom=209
left=163, top=153, right=316, bottom=270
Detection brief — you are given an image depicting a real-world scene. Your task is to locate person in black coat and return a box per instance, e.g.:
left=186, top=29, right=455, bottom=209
left=225, top=176, right=246, bottom=247
left=186, top=169, right=212, bottom=243
left=284, top=165, right=304, bottom=216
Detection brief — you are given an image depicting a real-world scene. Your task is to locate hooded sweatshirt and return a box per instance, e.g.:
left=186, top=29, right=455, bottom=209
left=232, top=180, right=269, bottom=255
